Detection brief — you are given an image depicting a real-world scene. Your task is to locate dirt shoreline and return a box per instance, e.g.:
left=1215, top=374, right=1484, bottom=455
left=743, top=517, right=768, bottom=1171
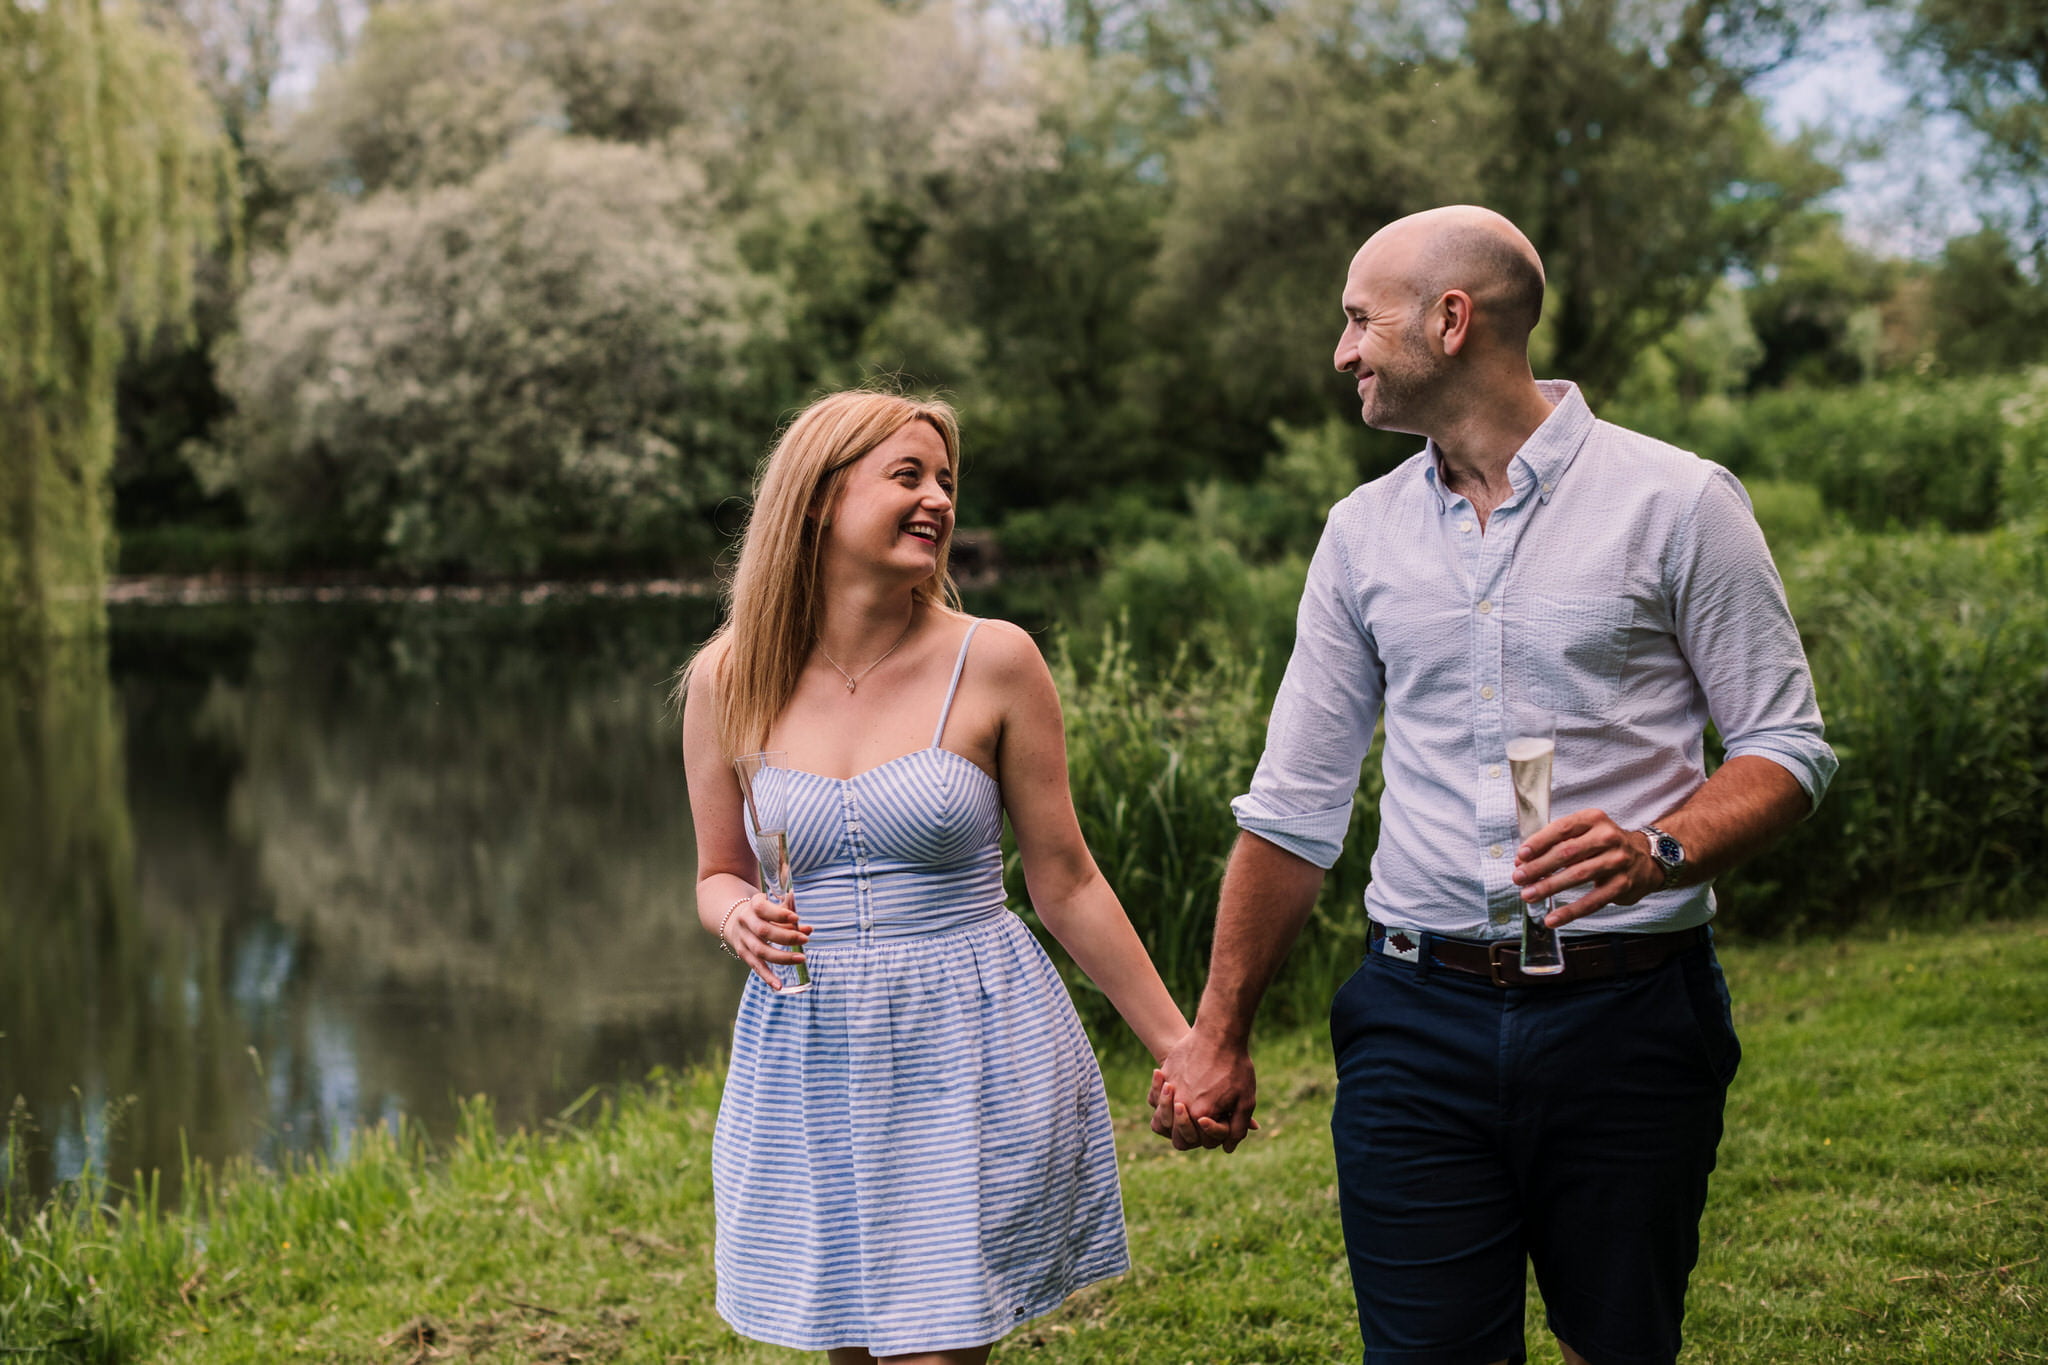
left=104, top=573, right=722, bottom=607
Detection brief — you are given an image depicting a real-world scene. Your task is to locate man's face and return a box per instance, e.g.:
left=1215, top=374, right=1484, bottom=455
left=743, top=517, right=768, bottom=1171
left=1334, top=250, right=1445, bottom=435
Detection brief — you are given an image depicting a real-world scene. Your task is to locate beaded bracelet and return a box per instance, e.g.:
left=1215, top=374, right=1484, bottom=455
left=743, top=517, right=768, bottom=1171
left=717, top=895, right=749, bottom=959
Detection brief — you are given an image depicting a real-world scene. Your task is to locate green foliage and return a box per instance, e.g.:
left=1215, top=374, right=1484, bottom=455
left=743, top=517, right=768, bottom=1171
left=1055, top=417, right=1371, bottom=682
left=1466, top=0, right=1839, bottom=397
left=1021, top=625, right=1380, bottom=1031
left=1741, top=216, right=1895, bottom=389
left=1141, top=14, right=1501, bottom=473
left=994, top=489, right=1186, bottom=569
left=870, top=52, right=1179, bottom=507
left=1738, top=478, right=1840, bottom=553
left=1729, top=527, right=2048, bottom=932
left=0, top=0, right=233, bottom=633
left=93, top=0, right=1901, bottom=574
left=1611, top=370, right=2048, bottom=532
left=1613, top=281, right=1765, bottom=407
left=202, top=136, right=776, bottom=574
left=1926, top=228, right=2048, bottom=374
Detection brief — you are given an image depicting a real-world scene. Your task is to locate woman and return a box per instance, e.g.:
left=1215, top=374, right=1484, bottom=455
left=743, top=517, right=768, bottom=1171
left=680, top=390, right=1190, bottom=1363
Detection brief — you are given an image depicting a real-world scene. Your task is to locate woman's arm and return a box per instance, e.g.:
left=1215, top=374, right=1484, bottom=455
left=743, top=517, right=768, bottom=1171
left=682, top=651, right=810, bottom=989
left=983, top=622, right=1191, bottom=1062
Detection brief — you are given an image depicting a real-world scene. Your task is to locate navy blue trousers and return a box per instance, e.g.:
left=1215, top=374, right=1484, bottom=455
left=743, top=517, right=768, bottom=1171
left=1329, top=932, right=1739, bottom=1365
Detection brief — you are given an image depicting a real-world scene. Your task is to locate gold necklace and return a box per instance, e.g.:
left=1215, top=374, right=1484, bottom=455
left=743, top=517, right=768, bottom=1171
left=817, top=617, right=914, bottom=693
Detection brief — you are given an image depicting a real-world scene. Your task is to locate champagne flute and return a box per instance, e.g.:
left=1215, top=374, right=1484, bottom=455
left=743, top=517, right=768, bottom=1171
left=1504, top=708, right=1566, bottom=976
left=732, top=751, right=812, bottom=995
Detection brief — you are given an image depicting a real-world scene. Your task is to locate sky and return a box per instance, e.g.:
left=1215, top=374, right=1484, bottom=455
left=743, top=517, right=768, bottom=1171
left=1754, top=6, right=1987, bottom=257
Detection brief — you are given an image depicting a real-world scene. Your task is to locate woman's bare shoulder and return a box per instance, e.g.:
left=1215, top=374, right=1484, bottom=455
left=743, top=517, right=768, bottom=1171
left=963, top=618, right=1057, bottom=701
left=680, top=637, right=731, bottom=727
left=968, top=617, right=1047, bottom=665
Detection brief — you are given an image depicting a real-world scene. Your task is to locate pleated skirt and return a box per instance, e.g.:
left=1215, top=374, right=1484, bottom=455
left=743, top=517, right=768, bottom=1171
left=711, top=912, right=1129, bottom=1354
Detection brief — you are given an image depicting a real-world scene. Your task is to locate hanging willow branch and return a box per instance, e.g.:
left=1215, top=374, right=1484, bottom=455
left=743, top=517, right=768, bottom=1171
left=0, top=0, right=236, bottom=634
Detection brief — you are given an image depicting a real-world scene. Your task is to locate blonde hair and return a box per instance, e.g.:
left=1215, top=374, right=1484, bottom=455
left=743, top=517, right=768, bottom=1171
left=683, top=390, right=964, bottom=758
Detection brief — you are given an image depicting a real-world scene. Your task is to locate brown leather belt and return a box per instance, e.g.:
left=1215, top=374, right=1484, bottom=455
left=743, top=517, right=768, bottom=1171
left=1369, top=921, right=1710, bottom=988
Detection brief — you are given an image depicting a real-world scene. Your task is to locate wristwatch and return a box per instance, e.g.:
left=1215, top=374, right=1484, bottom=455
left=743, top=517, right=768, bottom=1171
left=1638, top=824, right=1688, bottom=890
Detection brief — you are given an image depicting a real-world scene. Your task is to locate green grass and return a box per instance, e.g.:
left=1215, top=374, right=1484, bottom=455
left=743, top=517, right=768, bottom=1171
left=6, top=922, right=2044, bottom=1362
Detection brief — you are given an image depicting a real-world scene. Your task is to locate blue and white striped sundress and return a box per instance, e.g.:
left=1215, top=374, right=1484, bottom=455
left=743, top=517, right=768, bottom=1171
left=711, top=620, right=1129, bottom=1354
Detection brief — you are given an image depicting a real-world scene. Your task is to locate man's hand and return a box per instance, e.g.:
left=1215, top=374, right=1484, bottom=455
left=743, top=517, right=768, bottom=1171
left=1512, top=808, right=1662, bottom=926
left=1149, top=1024, right=1257, bottom=1152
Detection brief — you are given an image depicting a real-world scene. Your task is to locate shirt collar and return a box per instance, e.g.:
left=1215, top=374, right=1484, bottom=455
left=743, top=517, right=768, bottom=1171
left=1421, top=380, right=1595, bottom=512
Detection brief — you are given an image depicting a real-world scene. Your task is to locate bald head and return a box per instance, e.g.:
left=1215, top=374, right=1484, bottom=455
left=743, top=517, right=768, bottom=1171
left=1351, top=206, right=1546, bottom=347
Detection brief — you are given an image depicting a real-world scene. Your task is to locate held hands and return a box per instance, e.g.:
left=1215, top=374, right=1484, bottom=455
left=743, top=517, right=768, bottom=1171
left=721, top=892, right=811, bottom=989
left=1512, top=809, right=1663, bottom=926
left=1147, top=1026, right=1258, bottom=1153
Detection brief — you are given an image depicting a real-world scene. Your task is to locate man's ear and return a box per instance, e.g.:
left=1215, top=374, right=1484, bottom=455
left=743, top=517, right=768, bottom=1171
left=1438, top=289, right=1475, bottom=357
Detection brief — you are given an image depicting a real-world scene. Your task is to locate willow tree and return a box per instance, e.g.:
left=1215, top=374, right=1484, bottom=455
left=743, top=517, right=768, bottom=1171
left=0, top=0, right=232, bottom=635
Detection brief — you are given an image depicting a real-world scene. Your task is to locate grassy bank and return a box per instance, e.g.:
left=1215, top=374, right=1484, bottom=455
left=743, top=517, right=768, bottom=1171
left=6, top=920, right=2044, bottom=1362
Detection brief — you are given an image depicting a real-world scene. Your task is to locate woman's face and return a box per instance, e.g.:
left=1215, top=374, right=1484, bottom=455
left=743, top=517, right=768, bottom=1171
left=821, top=420, right=955, bottom=581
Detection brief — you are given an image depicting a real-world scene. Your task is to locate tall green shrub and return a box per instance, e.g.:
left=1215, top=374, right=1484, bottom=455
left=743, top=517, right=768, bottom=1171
left=1016, top=628, right=1380, bottom=1033
left=1728, top=528, right=2048, bottom=931
left=1613, top=373, right=2048, bottom=534
left=204, top=137, right=775, bottom=575
left=0, top=0, right=232, bottom=634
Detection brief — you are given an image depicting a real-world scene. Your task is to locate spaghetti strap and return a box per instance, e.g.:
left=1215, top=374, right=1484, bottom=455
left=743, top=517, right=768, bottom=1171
left=932, top=619, right=983, bottom=749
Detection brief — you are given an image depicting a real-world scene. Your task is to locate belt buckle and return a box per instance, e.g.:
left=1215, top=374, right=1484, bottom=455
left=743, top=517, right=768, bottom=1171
left=1487, top=940, right=1520, bottom=988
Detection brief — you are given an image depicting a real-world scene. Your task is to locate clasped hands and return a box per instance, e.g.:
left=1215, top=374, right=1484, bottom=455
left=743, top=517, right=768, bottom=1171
left=1148, top=806, right=1662, bottom=1151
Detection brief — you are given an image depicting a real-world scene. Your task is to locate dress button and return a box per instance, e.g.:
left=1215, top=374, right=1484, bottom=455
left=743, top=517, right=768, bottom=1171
left=1480, top=685, right=1496, bottom=700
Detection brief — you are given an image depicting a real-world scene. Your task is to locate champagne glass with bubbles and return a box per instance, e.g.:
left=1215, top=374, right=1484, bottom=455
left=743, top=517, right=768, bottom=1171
left=733, top=751, right=812, bottom=995
left=1504, top=706, right=1566, bottom=976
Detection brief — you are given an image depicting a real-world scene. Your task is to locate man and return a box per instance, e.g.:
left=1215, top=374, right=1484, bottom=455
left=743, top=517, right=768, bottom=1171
left=1150, top=205, right=1836, bottom=1365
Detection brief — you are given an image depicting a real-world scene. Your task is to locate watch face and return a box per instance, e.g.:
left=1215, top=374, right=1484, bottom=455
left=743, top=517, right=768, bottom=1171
left=1651, top=832, right=1684, bottom=866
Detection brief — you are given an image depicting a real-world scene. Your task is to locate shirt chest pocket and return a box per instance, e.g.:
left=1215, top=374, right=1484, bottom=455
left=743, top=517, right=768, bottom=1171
left=1509, top=593, right=1637, bottom=717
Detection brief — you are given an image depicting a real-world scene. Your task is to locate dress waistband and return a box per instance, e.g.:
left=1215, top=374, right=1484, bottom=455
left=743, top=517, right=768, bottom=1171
left=800, top=901, right=1013, bottom=948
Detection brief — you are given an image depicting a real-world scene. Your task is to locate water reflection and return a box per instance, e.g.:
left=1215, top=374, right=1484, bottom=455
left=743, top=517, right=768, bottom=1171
left=2, top=596, right=741, bottom=1201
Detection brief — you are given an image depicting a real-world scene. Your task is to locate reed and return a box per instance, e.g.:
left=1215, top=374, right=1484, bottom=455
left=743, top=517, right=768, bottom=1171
left=1013, top=624, right=1378, bottom=1035
left=1730, top=526, right=2048, bottom=932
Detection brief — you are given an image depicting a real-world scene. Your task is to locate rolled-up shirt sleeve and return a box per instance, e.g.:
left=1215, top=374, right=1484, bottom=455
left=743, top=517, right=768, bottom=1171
left=1669, top=468, right=1838, bottom=811
left=1231, top=509, right=1386, bottom=868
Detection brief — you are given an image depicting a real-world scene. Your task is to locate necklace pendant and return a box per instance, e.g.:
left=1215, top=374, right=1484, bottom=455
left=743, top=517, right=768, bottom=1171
left=845, top=679, right=857, bottom=692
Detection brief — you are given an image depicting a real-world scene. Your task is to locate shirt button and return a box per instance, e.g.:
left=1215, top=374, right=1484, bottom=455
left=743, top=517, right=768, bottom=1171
left=1477, top=599, right=1493, bottom=615
left=1488, top=764, right=1502, bottom=779
left=1542, top=481, right=1555, bottom=494
left=1480, top=685, right=1496, bottom=700
left=1458, top=520, right=1474, bottom=533
left=1489, top=844, right=1504, bottom=859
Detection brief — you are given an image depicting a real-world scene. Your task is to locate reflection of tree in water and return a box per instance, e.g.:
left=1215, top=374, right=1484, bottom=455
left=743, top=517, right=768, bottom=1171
left=201, top=601, right=740, bottom=1136
left=4, top=600, right=741, bottom=1201
left=1, top=630, right=138, bottom=1197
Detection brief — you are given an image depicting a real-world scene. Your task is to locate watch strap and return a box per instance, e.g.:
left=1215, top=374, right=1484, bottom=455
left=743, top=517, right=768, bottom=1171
left=1639, top=823, right=1687, bottom=890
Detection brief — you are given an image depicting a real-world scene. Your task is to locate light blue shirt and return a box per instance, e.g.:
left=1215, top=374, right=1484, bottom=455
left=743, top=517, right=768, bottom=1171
left=1231, top=381, right=1837, bottom=938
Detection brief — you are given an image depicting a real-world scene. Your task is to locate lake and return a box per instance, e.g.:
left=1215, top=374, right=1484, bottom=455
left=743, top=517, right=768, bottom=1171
left=7, top=588, right=1058, bottom=1202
